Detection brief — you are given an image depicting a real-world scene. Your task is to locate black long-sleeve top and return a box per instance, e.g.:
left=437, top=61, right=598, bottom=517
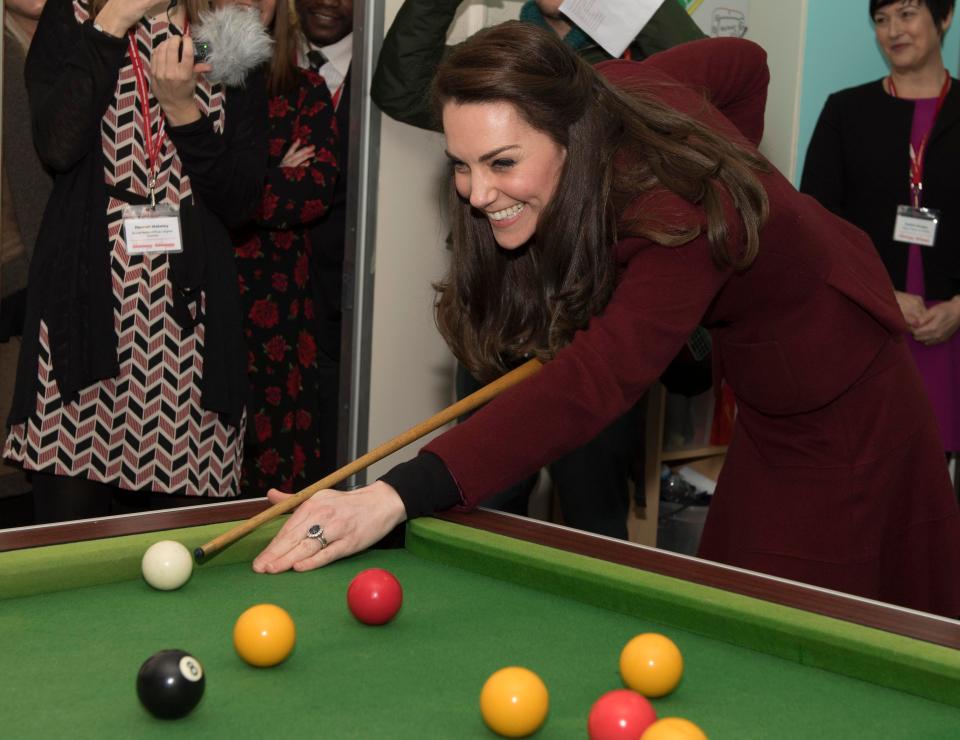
left=801, top=79, right=960, bottom=301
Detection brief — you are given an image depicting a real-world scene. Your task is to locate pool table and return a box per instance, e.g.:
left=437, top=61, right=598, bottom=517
left=1, top=502, right=958, bottom=738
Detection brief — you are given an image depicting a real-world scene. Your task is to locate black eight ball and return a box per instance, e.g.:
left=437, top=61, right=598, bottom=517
left=136, top=649, right=205, bottom=719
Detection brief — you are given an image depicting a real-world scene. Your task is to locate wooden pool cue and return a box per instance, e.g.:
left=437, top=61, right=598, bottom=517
left=194, top=358, right=543, bottom=562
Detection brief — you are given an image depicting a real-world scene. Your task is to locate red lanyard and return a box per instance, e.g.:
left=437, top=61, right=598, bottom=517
left=888, top=71, right=951, bottom=207
left=126, top=18, right=190, bottom=205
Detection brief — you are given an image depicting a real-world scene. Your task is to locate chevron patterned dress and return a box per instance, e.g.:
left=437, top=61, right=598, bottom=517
left=3, top=5, right=243, bottom=498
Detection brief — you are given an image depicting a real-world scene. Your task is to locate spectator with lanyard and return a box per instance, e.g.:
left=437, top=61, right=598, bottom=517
left=3, top=0, right=268, bottom=521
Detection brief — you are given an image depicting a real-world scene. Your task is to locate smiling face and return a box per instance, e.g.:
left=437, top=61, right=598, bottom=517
left=443, top=101, right=567, bottom=250
left=294, top=0, right=353, bottom=46
left=873, top=1, right=952, bottom=73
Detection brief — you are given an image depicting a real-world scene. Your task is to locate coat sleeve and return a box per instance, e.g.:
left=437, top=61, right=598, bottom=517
left=166, top=66, right=269, bottom=229
left=637, top=37, right=770, bottom=146
left=424, top=229, right=732, bottom=508
left=633, top=0, right=706, bottom=57
left=25, top=0, right=129, bottom=173
left=799, top=93, right=847, bottom=216
left=370, top=0, right=462, bottom=132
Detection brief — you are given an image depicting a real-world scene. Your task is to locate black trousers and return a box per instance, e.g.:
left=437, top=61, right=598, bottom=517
left=31, top=471, right=214, bottom=525
left=456, top=365, right=641, bottom=539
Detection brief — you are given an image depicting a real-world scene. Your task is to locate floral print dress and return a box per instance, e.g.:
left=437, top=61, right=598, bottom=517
left=234, top=69, right=340, bottom=495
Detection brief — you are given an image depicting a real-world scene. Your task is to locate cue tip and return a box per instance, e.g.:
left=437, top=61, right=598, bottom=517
left=194, top=547, right=206, bottom=564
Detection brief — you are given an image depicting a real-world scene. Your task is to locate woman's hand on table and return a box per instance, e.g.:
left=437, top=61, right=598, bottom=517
left=252, top=481, right=409, bottom=573
left=894, top=290, right=928, bottom=329
left=151, top=36, right=210, bottom=126
left=911, top=296, right=960, bottom=346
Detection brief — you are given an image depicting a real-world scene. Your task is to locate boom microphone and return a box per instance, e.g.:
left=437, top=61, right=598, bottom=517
left=193, top=4, right=274, bottom=87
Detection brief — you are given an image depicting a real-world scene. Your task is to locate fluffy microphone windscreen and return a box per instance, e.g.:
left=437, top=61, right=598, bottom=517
left=194, top=4, right=274, bottom=87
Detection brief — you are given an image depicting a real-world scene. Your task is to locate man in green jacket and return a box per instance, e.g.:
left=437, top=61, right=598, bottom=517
left=372, top=0, right=706, bottom=130
left=370, top=0, right=710, bottom=539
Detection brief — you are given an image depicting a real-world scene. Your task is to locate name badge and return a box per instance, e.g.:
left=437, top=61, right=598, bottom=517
left=893, top=205, right=939, bottom=247
left=121, top=204, right=183, bottom=254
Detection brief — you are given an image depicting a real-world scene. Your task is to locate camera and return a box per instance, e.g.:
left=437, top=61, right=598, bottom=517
left=194, top=40, right=211, bottom=64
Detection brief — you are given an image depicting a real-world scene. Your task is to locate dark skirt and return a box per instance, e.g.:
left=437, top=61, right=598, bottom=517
left=699, top=336, right=960, bottom=617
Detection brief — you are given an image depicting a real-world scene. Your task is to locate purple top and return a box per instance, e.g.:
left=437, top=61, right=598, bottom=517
left=904, top=96, right=960, bottom=451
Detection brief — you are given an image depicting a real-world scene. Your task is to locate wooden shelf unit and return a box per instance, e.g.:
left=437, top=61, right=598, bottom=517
left=627, top=384, right=727, bottom=546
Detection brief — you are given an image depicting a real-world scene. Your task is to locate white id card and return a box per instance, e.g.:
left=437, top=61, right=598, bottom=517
left=893, top=205, right=939, bottom=247
left=121, top=204, right=183, bottom=254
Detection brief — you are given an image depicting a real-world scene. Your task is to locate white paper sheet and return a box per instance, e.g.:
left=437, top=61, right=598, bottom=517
left=559, top=0, right=666, bottom=58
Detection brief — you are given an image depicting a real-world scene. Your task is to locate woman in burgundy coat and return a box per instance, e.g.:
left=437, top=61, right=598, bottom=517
left=252, top=24, right=960, bottom=616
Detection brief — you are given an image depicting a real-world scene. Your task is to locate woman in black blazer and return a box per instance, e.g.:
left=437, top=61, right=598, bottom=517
left=802, top=0, right=960, bottom=456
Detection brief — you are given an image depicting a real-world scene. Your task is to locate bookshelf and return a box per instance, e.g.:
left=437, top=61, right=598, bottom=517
left=627, top=383, right=727, bottom=546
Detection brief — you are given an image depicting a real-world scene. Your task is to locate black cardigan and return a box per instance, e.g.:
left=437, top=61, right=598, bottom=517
left=800, top=79, right=960, bottom=301
left=9, top=0, right=267, bottom=428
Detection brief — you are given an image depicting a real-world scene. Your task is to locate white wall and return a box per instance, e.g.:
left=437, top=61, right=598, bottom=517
left=744, top=1, right=808, bottom=180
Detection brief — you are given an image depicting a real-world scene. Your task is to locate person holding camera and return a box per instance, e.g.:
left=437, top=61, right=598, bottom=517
left=2, top=0, right=268, bottom=521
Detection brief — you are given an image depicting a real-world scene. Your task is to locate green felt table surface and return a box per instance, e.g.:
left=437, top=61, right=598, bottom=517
left=0, top=517, right=958, bottom=739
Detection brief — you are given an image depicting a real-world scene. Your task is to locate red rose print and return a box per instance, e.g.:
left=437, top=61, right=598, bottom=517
left=254, top=413, right=272, bottom=442
left=283, top=167, right=307, bottom=183
left=292, top=443, right=306, bottom=477
left=273, top=231, right=294, bottom=250
left=268, top=97, right=289, bottom=118
left=300, top=199, right=328, bottom=223
left=272, top=273, right=289, bottom=292
left=303, top=298, right=314, bottom=319
left=268, top=137, right=286, bottom=157
left=235, top=236, right=263, bottom=259
left=297, top=330, right=317, bottom=367
left=249, top=299, right=279, bottom=328
left=264, top=335, right=287, bottom=362
left=287, top=365, right=301, bottom=400
left=293, top=253, right=309, bottom=288
left=293, top=123, right=312, bottom=142
left=289, top=299, right=300, bottom=318
left=258, top=186, right=279, bottom=221
left=296, top=409, right=311, bottom=430
left=265, top=386, right=282, bottom=406
left=257, top=449, right=280, bottom=475
left=316, top=148, right=337, bottom=165
left=310, top=169, right=326, bottom=187
left=282, top=411, right=294, bottom=430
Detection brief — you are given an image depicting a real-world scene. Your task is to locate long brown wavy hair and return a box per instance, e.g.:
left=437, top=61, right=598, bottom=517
left=432, top=22, right=769, bottom=382
left=264, top=0, right=298, bottom=96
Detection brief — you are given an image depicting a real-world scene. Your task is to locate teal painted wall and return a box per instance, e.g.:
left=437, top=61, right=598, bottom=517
left=795, top=0, right=960, bottom=185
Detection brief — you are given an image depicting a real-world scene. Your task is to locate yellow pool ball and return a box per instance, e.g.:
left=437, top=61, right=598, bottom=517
left=640, top=717, right=707, bottom=739
left=233, top=604, right=296, bottom=667
left=479, top=666, right=549, bottom=737
left=619, top=633, right=684, bottom=698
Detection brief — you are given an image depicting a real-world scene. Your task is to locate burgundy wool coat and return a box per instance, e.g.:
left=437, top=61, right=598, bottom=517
left=418, top=38, right=960, bottom=616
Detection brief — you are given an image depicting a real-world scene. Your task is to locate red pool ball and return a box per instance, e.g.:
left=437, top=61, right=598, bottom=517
left=346, top=568, right=403, bottom=625
left=588, top=689, right=657, bottom=740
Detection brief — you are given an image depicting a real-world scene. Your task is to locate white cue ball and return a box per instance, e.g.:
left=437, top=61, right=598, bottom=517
left=141, top=540, right=194, bottom=591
